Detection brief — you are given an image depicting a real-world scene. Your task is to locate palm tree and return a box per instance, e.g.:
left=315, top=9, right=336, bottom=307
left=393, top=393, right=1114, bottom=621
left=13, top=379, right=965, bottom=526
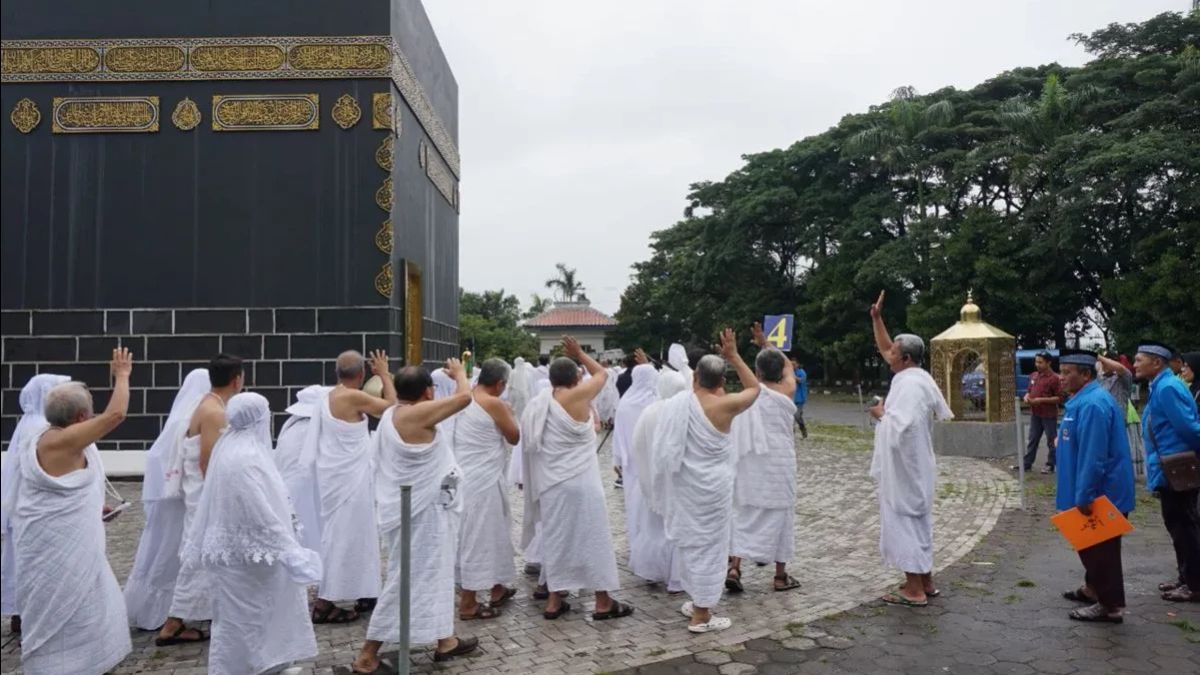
left=524, top=293, right=553, bottom=319
left=845, top=86, right=954, bottom=226
left=544, top=263, right=587, bottom=302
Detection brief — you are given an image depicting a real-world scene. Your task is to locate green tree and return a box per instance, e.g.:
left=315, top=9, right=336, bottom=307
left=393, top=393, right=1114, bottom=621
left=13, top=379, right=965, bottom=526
left=458, top=289, right=538, bottom=361
left=544, top=263, right=587, bottom=302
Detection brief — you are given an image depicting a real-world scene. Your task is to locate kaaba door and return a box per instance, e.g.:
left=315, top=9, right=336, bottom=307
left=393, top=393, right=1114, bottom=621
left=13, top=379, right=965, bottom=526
left=404, top=260, right=422, bottom=366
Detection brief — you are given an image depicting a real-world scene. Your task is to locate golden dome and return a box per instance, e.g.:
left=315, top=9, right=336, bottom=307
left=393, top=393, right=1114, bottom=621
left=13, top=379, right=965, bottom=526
left=960, top=290, right=981, bottom=323
left=932, top=290, right=1014, bottom=341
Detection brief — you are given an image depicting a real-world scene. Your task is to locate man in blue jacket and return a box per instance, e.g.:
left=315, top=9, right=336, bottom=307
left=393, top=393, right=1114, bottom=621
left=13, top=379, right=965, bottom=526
left=1135, top=340, right=1200, bottom=603
left=1055, top=349, right=1135, bottom=623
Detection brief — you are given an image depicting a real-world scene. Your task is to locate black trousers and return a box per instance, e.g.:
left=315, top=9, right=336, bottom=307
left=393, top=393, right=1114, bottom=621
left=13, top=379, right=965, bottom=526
left=1160, top=486, right=1200, bottom=589
left=1079, top=535, right=1125, bottom=609
left=1023, top=415, right=1057, bottom=469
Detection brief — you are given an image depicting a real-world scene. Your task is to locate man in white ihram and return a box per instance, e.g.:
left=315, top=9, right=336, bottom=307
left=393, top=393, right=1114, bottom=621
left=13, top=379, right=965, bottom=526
left=521, top=337, right=634, bottom=621
left=273, top=384, right=332, bottom=554
left=12, top=349, right=134, bottom=675
left=613, top=349, right=659, bottom=573
left=867, top=291, right=953, bottom=607
left=305, top=350, right=396, bottom=623
left=351, top=359, right=478, bottom=672
left=183, top=392, right=321, bottom=674
left=1, top=372, right=69, bottom=636
left=123, top=368, right=211, bottom=630
left=654, top=329, right=760, bottom=633
left=454, top=357, right=520, bottom=620
left=727, top=325, right=802, bottom=593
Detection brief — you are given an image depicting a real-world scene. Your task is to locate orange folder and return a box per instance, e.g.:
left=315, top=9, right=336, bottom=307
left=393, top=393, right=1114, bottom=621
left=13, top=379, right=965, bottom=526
left=1050, top=496, right=1133, bottom=552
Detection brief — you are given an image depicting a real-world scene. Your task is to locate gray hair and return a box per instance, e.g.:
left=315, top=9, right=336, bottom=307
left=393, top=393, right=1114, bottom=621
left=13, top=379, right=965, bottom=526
left=894, top=334, right=925, bottom=366
left=696, top=354, right=726, bottom=390
left=754, top=348, right=787, bottom=383
left=477, top=358, right=511, bottom=387
left=549, top=357, right=580, bottom=388
left=43, top=382, right=92, bottom=428
left=335, top=350, right=365, bottom=380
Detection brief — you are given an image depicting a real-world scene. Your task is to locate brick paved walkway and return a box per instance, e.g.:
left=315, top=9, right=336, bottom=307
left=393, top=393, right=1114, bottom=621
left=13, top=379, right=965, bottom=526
left=1, top=422, right=1012, bottom=674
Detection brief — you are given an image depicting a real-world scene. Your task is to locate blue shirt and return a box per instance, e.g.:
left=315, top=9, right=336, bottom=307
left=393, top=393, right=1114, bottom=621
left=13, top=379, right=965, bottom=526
left=794, top=368, right=808, bottom=405
left=1055, top=380, right=1135, bottom=514
left=1141, top=368, right=1200, bottom=491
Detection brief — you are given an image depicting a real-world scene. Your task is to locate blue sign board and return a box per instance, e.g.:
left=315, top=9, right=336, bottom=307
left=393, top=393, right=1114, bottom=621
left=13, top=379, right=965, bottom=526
left=762, top=314, right=794, bottom=352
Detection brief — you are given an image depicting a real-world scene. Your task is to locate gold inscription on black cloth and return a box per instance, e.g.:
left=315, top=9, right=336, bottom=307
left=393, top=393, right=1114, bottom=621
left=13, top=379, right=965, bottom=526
left=104, top=46, right=185, bottom=73
left=191, top=45, right=285, bottom=72
left=375, top=219, right=394, bottom=255
left=211, top=94, right=319, bottom=131
left=2, top=46, right=98, bottom=73
left=375, top=135, right=394, bottom=171
left=371, top=92, right=393, bottom=131
left=10, top=98, right=41, bottom=133
left=171, top=97, right=201, bottom=131
left=288, top=44, right=390, bottom=71
left=421, top=140, right=458, bottom=210
left=332, top=94, right=361, bottom=130
left=52, top=96, right=159, bottom=133
left=375, top=262, right=393, bottom=299
left=375, top=177, right=394, bottom=213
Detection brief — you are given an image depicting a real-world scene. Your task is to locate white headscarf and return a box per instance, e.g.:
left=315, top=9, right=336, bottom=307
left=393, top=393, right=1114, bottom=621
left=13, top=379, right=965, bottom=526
left=509, top=357, right=532, bottom=418
left=431, top=368, right=456, bottom=400
left=613, top=364, right=660, bottom=469
left=146, top=369, right=211, bottom=502
left=1, top=373, right=71, bottom=532
left=284, top=385, right=332, bottom=419
left=668, top=343, right=693, bottom=385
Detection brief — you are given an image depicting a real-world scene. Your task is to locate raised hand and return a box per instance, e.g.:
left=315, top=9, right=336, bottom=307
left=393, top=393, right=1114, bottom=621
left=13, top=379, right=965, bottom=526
left=110, top=347, right=133, bottom=378
left=368, top=350, right=391, bottom=378
left=719, top=328, right=738, bottom=360
left=445, top=357, right=465, bottom=380
left=870, top=290, right=885, bottom=319
left=751, top=321, right=767, bottom=348
left=634, top=348, right=649, bottom=365
left=562, top=335, right=583, bottom=360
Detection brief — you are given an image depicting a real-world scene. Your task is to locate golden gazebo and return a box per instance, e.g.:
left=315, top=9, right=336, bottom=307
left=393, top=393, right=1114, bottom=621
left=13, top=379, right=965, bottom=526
left=930, top=293, right=1016, bottom=423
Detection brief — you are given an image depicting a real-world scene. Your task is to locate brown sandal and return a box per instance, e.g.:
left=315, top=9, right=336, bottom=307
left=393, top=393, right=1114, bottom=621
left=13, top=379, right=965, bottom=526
left=311, top=603, right=359, bottom=624
left=459, top=604, right=501, bottom=621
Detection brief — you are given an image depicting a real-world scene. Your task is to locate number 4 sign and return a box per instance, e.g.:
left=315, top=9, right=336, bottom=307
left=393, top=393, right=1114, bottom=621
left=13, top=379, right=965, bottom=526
left=762, top=314, right=794, bottom=351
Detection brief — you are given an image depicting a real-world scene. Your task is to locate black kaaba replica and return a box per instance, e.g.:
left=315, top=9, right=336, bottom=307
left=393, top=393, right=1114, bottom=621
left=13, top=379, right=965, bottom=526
left=0, top=0, right=460, bottom=450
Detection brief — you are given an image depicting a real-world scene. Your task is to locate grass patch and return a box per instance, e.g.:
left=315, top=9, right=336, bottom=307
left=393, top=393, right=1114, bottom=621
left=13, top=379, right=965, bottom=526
left=806, top=421, right=873, bottom=453
left=1169, top=618, right=1199, bottom=633
left=1016, top=579, right=1037, bottom=588
left=938, top=482, right=962, bottom=499
left=1004, top=594, right=1021, bottom=604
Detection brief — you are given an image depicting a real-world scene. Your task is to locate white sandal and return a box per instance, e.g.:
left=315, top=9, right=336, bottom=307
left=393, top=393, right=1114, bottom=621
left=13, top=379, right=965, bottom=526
left=688, top=616, right=732, bottom=633
left=679, top=601, right=694, bottom=618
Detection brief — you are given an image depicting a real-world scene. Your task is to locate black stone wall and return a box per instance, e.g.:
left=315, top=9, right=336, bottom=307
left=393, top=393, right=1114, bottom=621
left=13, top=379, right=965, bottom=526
left=0, top=306, right=464, bottom=451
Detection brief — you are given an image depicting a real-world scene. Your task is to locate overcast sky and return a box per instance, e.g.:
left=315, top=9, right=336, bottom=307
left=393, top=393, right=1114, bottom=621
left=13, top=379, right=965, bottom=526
left=424, top=0, right=1182, bottom=316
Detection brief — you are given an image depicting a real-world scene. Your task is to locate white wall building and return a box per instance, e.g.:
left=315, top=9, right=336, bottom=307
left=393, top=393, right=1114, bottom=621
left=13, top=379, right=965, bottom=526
left=523, top=301, right=617, bottom=355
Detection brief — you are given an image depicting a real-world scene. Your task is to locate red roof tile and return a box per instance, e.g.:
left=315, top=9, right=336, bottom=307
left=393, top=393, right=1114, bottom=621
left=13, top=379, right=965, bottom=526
left=524, top=303, right=617, bottom=328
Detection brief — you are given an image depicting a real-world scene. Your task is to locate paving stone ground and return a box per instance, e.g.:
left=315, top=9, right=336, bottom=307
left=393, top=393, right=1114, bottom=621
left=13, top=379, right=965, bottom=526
left=619, top=473, right=1200, bottom=675
left=1, top=409, right=1013, bottom=674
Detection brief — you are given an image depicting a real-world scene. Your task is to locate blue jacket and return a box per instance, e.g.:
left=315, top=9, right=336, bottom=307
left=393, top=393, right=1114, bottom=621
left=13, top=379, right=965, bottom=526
left=1141, top=369, right=1200, bottom=491
left=793, top=368, right=808, bottom=405
left=1055, top=380, right=1135, bottom=514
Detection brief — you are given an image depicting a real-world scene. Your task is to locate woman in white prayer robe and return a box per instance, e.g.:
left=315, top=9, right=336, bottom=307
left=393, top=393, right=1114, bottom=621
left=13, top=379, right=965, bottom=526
left=273, top=384, right=331, bottom=554
left=867, top=292, right=953, bottom=607
left=728, top=347, right=801, bottom=592
left=1, top=372, right=69, bottom=630
left=123, top=368, right=211, bottom=630
left=520, top=338, right=633, bottom=621
left=182, top=392, right=321, bottom=675
left=613, top=357, right=659, bottom=566
left=629, top=369, right=689, bottom=589
left=14, top=350, right=134, bottom=675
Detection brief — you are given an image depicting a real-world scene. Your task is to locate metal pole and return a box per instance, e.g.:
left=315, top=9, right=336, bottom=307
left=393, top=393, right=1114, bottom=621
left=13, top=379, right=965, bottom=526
left=857, top=383, right=866, bottom=430
left=1014, top=397, right=1026, bottom=510
left=398, top=484, right=412, bottom=675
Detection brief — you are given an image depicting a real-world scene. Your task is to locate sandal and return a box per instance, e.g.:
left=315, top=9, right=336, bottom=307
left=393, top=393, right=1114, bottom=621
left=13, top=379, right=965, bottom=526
left=532, top=585, right=569, bottom=601
left=1069, top=604, right=1123, bottom=623
left=897, top=583, right=939, bottom=598
left=491, top=587, right=518, bottom=608
left=1162, top=587, right=1199, bottom=602
left=1062, top=588, right=1095, bottom=603
left=725, top=567, right=744, bottom=594
left=433, top=636, right=479, bottom=662
left=311, top=603, right=360, bottom=624
left=543, top=600, right=571, bottom=620
left=459, top=604, right=501, bottom=621
left=154, top=625, right=210, bottom=646
left=688, top=616, right=733, bottom=633
left=774, top=574, right=801, bottom=592
left=592, top=600, right=635, bottom=621
left=354, top=598, right=377, bottom=614
left=1158, top=580, right=1185, bottom=592
left=881, top=592, right=927, bottom=608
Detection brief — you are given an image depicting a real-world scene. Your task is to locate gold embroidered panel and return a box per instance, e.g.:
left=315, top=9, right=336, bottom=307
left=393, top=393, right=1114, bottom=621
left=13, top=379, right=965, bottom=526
left=371, top=92, right=394, bottom=131
left=331, top=94, right=361, bottom=130
left=2, top=36, right=458, bottom=177
left=375, top=177, right=394, bottom=213
left=420, top=140, right=458, bottom=210
left=375, top=135, right=394, bottom=171
left=51, top=96, right=159, bottom=133
left=171, top=97, right=201, bottom=130
left=211, top=94, right=319, bottom=131
left=375, top=219, right=394, bottom=254
left=10, top=98, right=41, bottom=133
left=374, top=262, right=393, bottom=299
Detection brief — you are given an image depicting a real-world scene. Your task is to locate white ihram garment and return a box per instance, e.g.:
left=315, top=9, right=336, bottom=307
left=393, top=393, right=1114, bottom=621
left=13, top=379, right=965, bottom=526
left=509, top=378, right=552, bottom=564
left=0, top=373, right=69, bottom=616
left=653, top=392, right=737, bottom=608
left=869, top=367, right=953, bottom=574
left=453, top=401, right=516, bottom=591
left=182, top=393, right=320, bottom=675
left=613, top=365, right=659, bottom=562
left=169, top=432, right=213, bottom=620
left=124, top=369, right=211, bottom=629
left=730, top=385, right=798, bottom=564
left=307, top=392, right=382, bottom=600
left=520, top=390, right=620, bottom=593
left=14, top=432, right=131, bottom=675
left=368, top=406, right=462, bottom=645
left=272, top=385, right=331, bottom=555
